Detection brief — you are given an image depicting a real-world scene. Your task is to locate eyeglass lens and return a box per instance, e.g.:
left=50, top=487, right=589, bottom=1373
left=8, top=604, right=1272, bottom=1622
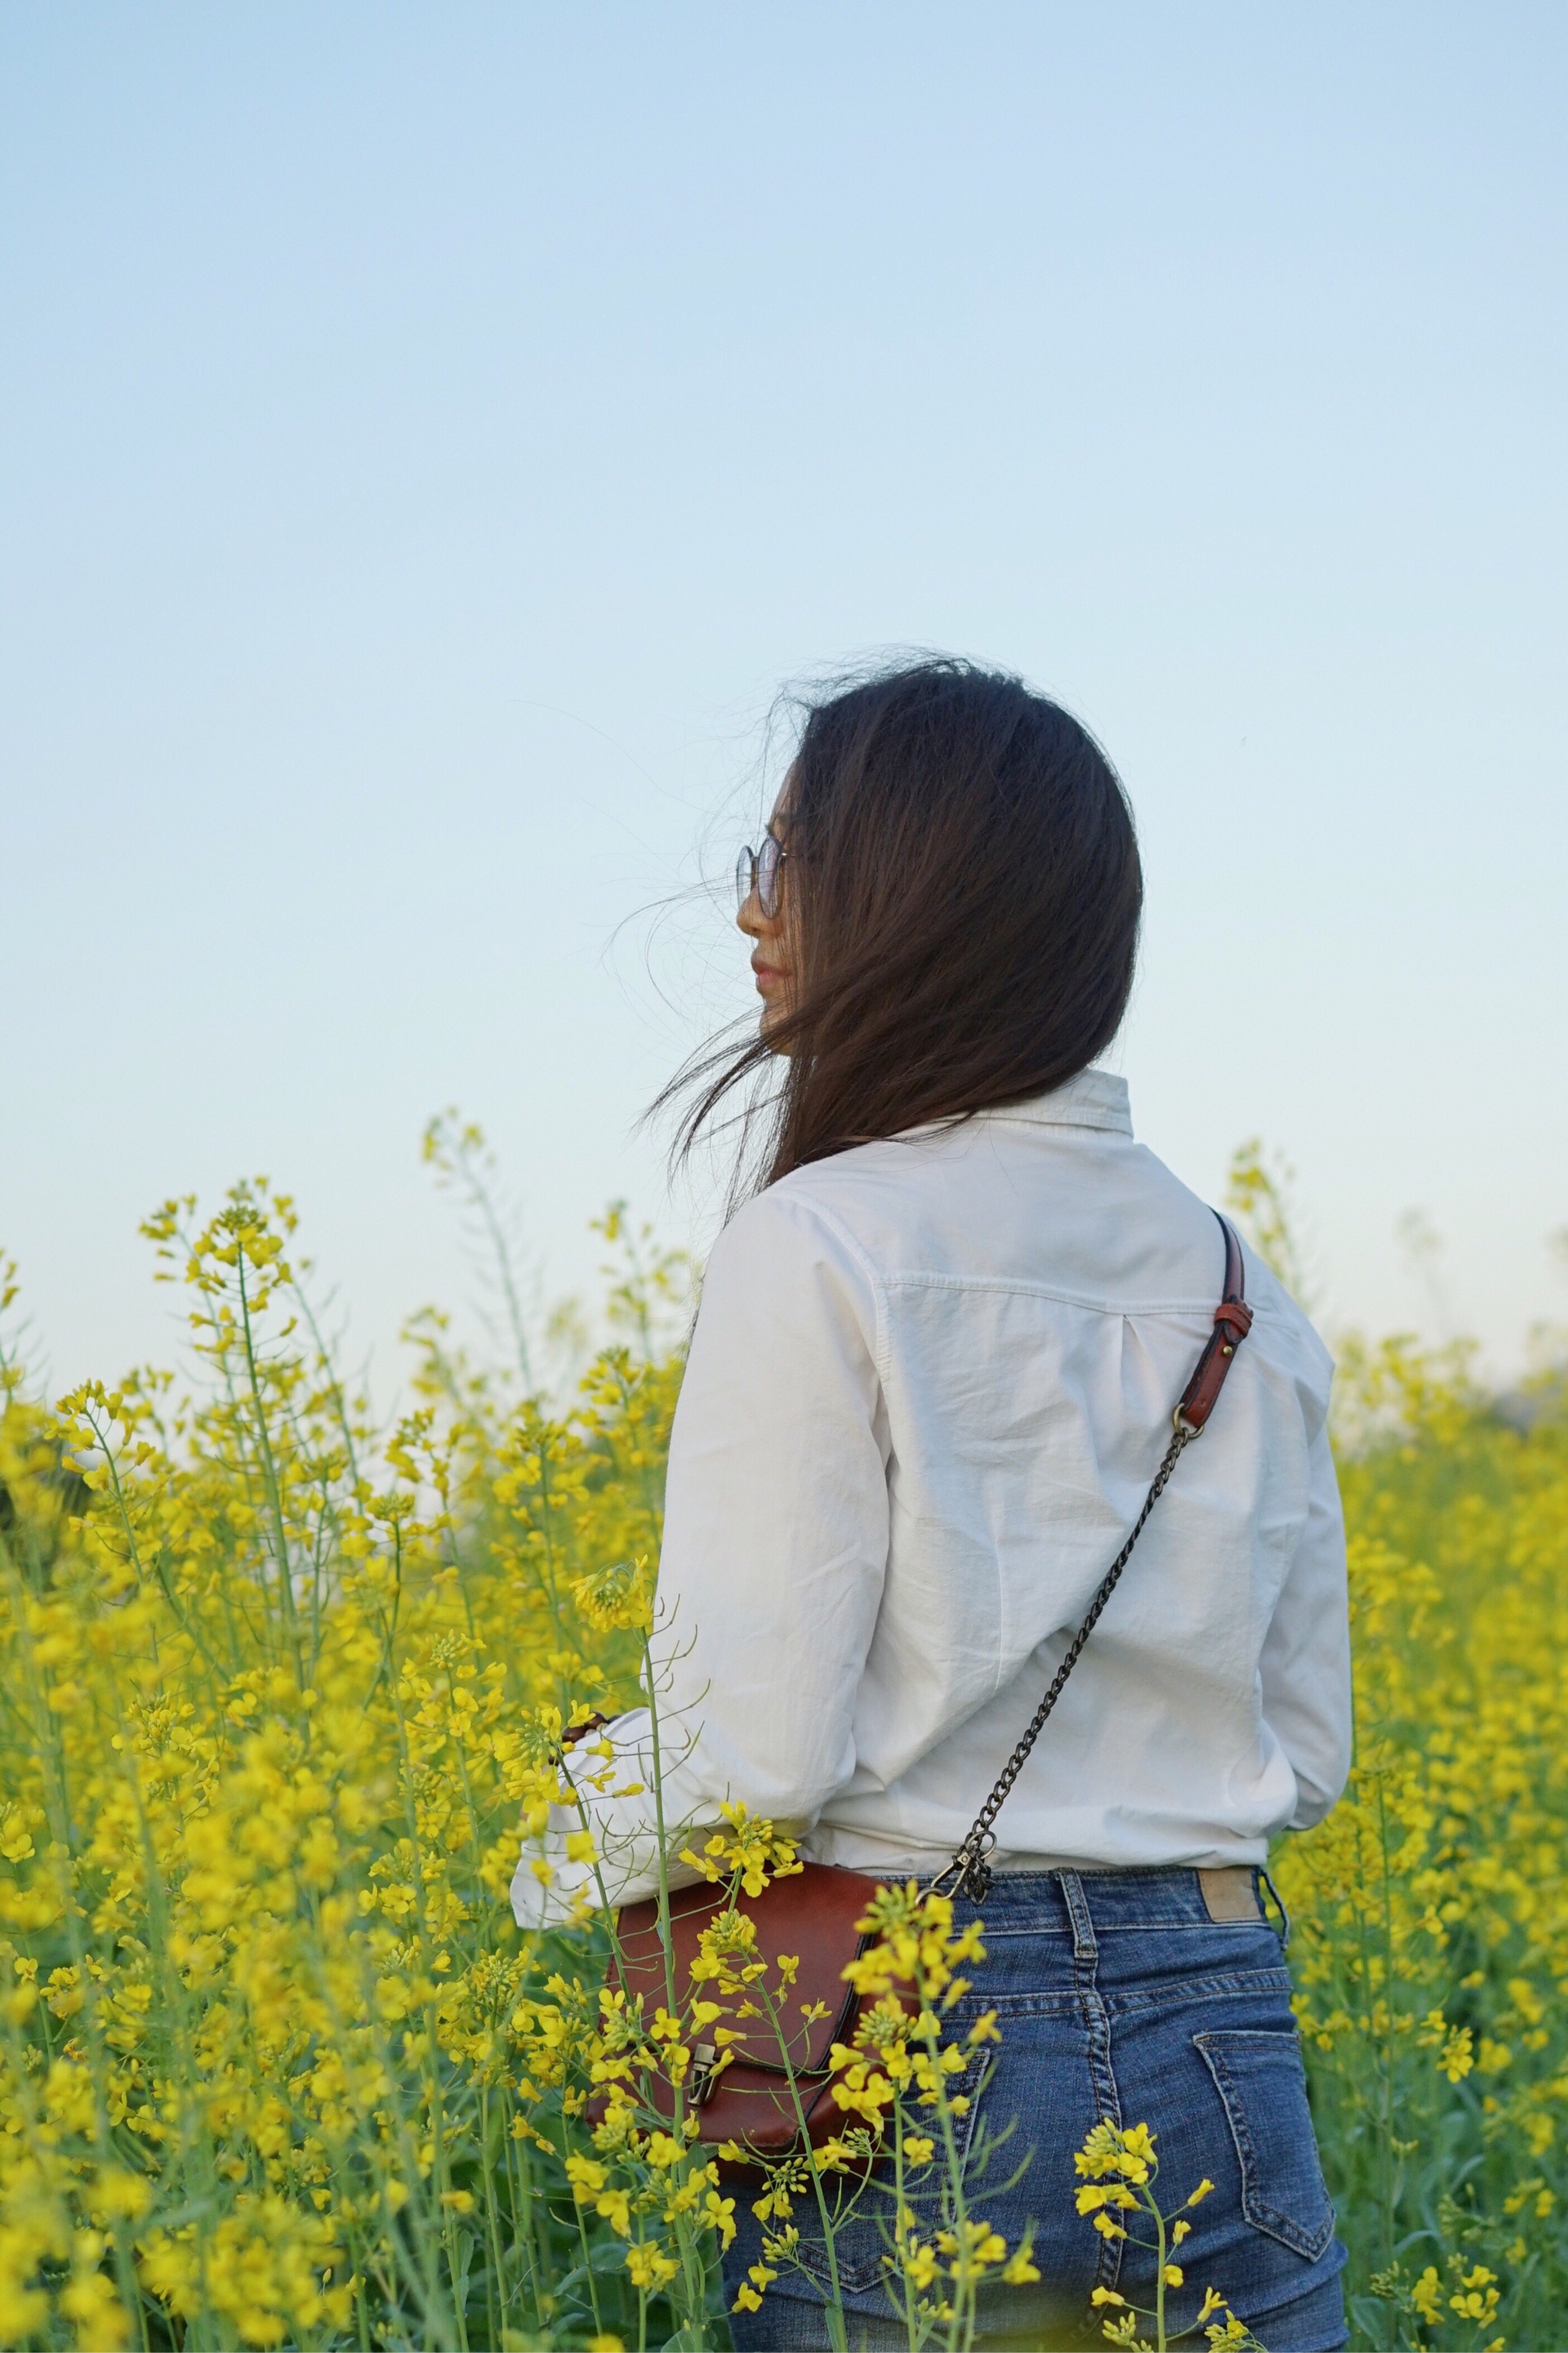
left=736, top=838, right=782, bottom=917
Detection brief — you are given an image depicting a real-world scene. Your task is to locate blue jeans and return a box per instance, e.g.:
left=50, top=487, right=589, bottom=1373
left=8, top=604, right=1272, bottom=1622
left=723, top=1868, right=1347, bottom=2351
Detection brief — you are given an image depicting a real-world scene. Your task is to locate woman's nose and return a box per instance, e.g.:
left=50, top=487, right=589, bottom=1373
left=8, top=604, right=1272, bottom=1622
left=737, top=885, right=764, bottom=938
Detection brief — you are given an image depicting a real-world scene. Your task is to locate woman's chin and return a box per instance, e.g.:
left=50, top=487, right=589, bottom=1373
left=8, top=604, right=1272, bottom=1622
left=758, top=1003, right=795, bottom=1054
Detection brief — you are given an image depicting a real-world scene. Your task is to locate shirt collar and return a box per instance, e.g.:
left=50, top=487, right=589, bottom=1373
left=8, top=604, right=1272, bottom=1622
left=981, top=1066, right=1133, bottom=1138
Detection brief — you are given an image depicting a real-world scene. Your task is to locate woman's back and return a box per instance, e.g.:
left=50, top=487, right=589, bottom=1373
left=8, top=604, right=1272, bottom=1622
left=652, top=1065, right=1348, bottom=1893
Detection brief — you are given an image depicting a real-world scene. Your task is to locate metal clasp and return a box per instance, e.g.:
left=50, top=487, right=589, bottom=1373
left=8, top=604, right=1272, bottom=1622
left=929, top=1833, right=996, bottom=1904
left=688, top=2042, right=719, bottom=2105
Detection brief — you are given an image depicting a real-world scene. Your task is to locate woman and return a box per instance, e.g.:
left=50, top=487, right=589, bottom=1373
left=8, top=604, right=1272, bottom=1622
left=514, top=661, right=1351, bottom=2350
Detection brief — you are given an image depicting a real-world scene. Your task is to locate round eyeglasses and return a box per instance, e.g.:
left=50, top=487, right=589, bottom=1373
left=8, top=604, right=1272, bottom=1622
left=735, top=836, right=787, bottom=918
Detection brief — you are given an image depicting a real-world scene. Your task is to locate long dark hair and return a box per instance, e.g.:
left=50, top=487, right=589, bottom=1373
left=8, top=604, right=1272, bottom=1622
left=666, top=658, right=1142, bottom=1192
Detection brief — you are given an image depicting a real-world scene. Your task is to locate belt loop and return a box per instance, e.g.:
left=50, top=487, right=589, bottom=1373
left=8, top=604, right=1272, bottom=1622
left=1056, top=1869, right=1098, bottom=1970
left=1259, top=1867, right=1291, bottom=1949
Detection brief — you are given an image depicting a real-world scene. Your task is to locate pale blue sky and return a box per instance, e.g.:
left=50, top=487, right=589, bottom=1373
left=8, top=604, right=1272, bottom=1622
left=4, top=3, right=1566, bottom=1393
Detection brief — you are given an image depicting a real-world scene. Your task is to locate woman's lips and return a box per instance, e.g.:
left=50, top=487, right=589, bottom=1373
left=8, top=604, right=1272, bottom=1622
left=751, top=960, right=786, bottom=994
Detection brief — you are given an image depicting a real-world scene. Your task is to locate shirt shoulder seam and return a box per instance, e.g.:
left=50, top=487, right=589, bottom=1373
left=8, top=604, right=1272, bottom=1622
left=876, top=1269, right=1285, bottom=1319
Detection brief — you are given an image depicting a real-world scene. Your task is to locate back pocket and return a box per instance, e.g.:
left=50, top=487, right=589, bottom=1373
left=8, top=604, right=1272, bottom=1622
left=1192, top=2030, right=1335, bottom=2262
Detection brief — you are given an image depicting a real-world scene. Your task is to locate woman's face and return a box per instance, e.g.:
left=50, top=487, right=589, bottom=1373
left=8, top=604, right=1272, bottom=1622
left=737, top=782, right=795, bottom=1040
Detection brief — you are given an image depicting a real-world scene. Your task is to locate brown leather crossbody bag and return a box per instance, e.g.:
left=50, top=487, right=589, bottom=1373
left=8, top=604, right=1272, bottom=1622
left=599, top=1212, right=1253, bottom=2162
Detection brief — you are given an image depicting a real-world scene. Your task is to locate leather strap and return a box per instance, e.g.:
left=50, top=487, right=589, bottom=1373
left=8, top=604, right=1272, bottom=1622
left=1174, top=1215, right=1254, bottom=1433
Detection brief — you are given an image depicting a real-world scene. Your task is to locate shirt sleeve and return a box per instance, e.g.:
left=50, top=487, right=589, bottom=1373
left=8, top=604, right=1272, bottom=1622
left=1258, top=1412, right=1353, bottom=1830
left=510, top=1186, right=889, bottom=1927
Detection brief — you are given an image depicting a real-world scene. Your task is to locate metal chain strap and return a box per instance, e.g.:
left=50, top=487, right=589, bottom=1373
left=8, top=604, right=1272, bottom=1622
left=930, top=1419, right=1196, bottom=1904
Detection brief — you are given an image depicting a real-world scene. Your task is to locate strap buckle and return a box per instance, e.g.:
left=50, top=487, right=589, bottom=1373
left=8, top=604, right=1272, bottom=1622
left=929, top=1833, right=996, bottom=1904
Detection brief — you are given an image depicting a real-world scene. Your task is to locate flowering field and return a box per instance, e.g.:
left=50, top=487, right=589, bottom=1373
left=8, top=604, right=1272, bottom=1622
left=1, top=1135, right=1565, bottom=2352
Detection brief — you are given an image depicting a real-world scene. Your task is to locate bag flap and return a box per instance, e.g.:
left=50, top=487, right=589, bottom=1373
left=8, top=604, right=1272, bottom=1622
left=613, top=1863, right=877, bottom=2077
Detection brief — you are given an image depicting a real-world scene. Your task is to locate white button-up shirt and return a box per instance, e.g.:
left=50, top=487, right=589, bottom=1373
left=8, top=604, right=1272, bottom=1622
left=511, top=1069, right=1351, bottom=1925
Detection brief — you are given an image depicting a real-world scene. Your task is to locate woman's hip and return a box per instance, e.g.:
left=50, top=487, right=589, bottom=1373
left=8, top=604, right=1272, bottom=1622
left=722, top=1867, right=1346, bottom=2350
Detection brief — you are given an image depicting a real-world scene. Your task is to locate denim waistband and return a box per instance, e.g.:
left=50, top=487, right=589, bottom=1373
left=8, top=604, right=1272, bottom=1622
left=938, top=1864, right=1288, bottom=1941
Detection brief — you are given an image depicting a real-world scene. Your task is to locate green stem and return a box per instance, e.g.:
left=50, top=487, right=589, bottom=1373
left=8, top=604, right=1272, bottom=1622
left=234, top=1249, right=300, bottom=1660
left=753, top=1973, right=849, bottom=2353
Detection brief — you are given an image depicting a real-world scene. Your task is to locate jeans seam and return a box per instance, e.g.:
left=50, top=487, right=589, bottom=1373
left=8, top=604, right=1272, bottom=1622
left=982, top=1918, right=1272, bottom=1936
left=919, top=1971, right=1295, bottom=2018
left=1102, top=1968, right=1296, bottom=2013
left=1058, top=1869, right=1124, bottom=2301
